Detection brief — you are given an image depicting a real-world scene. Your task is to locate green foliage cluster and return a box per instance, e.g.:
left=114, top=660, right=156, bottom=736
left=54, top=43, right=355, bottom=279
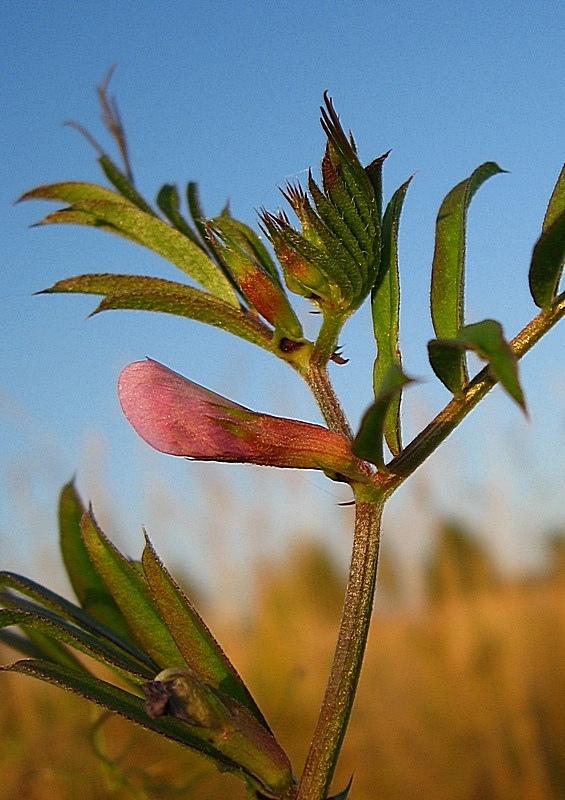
left=2, top=525, right=565, bottom=799
left=1, top=74, right=563, bottom=798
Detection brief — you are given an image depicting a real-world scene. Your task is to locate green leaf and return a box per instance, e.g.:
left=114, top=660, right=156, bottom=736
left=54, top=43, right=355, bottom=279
left=0, top=659, right=237, bottom=766
left=80, top=511, right=187, bottom=670
left=0, top=617, right=83, bottom=670
left=156, top=183, right=204, bottom=248
left=529, top=164, right=565, bottom=308
left=144, top=669, right=293, bottom=798
left=0, top=571, right=155, bottom=672
left=0, top=628, right=47, bottom=659
left=430, top=162, right=506, bottom=388
left=528, top=211, right=565, bottom=309
left=26, top=192, right=238, bottom=306
left=41, top=273, right=273, bottom=350
left=372, top=176, right=413, bottom=455
left=353, top=363, right=414, bottom=468
left=427, top=339, right=466, bottom=397
left=19, top=181, right=124, bottom=206
left=59, top=482, right=133, bottom=641
left=186, top=181, right=211, bottom=245
left=365, top=152, right=390, bottom=225
left=428, top=319, right=526, bottom=411
left=543, top=163, right=565, bottom=231
left=16, top=626, right=83, bottom=671
left=142, top=535, right=268, bottom=728
left=98, top=154, right=156, bottom=215
left=2, top=660, right=293, bottom=799
left=0, top=607, right=150, bottom=682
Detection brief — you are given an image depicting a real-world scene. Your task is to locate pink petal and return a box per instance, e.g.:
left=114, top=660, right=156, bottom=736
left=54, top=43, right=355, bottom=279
left=118, top=358, right=367, bottom=479
left=118, top=359, right=255, bottom=460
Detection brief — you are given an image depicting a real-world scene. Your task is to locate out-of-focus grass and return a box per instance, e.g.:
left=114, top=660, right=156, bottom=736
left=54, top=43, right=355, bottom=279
left=2, top=526, right=564, bottom=799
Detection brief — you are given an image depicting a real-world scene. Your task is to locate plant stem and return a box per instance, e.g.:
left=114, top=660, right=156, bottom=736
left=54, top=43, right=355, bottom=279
left=305, top=361, right=353, bottom=439
left=388, top=295, right=565, bottom=480
left=296, top=296, right=564, bottom=799
left=313, top=311, right=349, bottom=368
left=296, top=495, right=386, bottom=799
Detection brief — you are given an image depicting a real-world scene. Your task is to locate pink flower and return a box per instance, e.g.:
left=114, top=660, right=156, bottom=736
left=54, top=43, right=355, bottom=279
left=118, top=359, right=367, bottom=480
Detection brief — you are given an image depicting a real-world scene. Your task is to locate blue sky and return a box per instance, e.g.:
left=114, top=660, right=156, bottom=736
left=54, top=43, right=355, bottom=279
left=1, top=2, right=563, bottom=594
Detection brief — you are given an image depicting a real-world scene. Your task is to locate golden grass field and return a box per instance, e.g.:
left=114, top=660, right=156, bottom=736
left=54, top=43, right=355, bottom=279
left=2, top=524, right=564, bottom=799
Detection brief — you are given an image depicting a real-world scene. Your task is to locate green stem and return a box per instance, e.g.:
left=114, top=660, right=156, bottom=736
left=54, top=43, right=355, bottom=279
left=388, top=294, right=565, bottom=480
left=313, top=311, right=349, bottom=368
left=296, top=493, right=386, bottom=800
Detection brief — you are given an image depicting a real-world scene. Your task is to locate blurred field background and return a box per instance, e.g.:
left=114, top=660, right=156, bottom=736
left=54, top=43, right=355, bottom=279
left=2, top=503, right=564, bottom=800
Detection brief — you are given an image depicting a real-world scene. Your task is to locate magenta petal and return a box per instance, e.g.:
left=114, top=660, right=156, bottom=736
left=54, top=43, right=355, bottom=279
left=118, top=359, right=255, bottom=460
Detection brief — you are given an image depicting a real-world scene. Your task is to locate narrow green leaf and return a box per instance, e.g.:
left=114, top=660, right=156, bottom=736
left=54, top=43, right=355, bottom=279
left=59, top=482, right=133, bottom=641
left=17, top=627, right=83, bottom=671
left=353, top=363, right=414, bottom=468
left=0, top=659, right=236, bottom=765
left=427, top=340, right=467, bottom=397
left=365, top=152, right=390, bottom=224
left=34, top=197, right=239, bottom=306
left=98, top=292, right=274, bottom=349
left=0, top=608, right=150, bottom=681
left=372, top=176, right=413, bottom=454
left=543, top=163, right=565, bottom=231
left=42, top=273, right=273, bottom=350
left=430, top=162, right=506, bottom=387
left=19, top=181, right=123, bottom=205
left=142, top=535, right=268, bottom=728
left=0, top=571, right=156, bottom=672
left=459, top=320, right=525, bottom=410
left=429, top=319, right=526, bottom=411
left=0, top=628, right=49, bottom=659
left=80, top=511, right=187, bottom=670
left=529, top=165, right=565, bottom=308
left=98, top=155, right=156, bottom=215
left=156, top=183, right=204, bottom=247
left=0, top=616, right=82, bottom=671
left=529, top=211, right=565, bottom=309
left=2, top=660, right=293, bottom=799
left=186, top=181, right=211, bottom=245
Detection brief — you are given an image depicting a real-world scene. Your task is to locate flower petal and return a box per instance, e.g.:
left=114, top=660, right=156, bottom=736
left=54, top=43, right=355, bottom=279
left=118, top=359, right=367, bottom=479
left=118, top=359, right=254, bottom=459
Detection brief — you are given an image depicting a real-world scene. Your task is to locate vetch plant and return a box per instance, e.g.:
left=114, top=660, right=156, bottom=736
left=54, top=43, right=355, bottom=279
left=1, top=71, right=564, bottom=799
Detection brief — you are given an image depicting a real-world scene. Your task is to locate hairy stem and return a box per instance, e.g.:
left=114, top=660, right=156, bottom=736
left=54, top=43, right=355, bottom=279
left=296, top=495, right=386, bottom=799
left=296, top=295, right=564, bottom=799
left=305, top=361, right=353, bottom=439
